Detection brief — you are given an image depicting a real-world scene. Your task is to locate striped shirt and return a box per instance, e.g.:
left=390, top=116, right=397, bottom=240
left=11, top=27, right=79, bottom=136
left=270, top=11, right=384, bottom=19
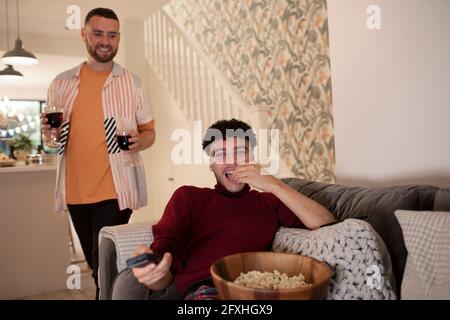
left=47, top=62, right=153, bottom=212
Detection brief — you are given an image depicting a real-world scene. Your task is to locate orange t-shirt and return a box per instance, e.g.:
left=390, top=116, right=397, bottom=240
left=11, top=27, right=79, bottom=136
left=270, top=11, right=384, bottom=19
left=65, top=66, right=116, bottom=204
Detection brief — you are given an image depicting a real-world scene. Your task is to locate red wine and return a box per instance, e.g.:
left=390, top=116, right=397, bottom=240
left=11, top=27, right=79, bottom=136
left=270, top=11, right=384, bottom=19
left=117, top=135, right=132, bottom=150
left=46, top=112, right=63, bottom=128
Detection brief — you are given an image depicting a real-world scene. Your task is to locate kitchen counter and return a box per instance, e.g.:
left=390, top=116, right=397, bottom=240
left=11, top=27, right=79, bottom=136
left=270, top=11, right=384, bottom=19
left=0, top=164, right=70, bottom=300
left=0, top=164, right=57, bottom=173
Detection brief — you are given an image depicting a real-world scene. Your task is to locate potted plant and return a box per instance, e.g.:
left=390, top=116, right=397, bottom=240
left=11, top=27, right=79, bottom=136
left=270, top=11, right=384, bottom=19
left=10, top=134, right=34, bottom=161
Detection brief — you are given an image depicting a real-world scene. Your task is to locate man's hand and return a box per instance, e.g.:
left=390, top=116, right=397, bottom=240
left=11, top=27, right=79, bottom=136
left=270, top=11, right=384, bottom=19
left=127, top=131, right=140, bottom=153
left=131, top=245, right=173, bottom=291
left=234, top=164, right=336, bottom=229
left=127, top=129, right=156, bottom=153
left=233, top=164, right=282, bottom=193
left=40, top=113, right=52, bottom=140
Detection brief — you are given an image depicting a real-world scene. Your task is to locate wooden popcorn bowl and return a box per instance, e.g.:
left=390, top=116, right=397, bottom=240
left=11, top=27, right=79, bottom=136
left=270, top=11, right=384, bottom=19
left=210, top=252, right=333, bottom=300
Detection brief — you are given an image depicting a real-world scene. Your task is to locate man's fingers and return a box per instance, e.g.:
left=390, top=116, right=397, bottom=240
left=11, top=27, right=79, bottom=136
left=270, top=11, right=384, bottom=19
left=234, top=169, right=255, bottom=180
left=128, top=142, right=139, bottom=150
left=132, top=262, right=156, bottom=278
left=141, top=253, right=171, bottom=277
left=234, top=164, right=259, bottom=174
left=138, top=271, right=164, bottom=286
left=154, top=253, right=172, bottom=274
left=133, top=265, right=158, bottom=285
left=235, top=177, right=250, bottom=184
left=132, top=252, right=172, bottom=287
left=127, top=136, right=140, bottom=152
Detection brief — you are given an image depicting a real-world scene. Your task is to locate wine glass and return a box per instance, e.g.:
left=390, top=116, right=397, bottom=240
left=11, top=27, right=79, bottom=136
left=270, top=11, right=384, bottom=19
left=44, top=105, right=63, bottom=148
left=116, top=127, right=135, bottom=167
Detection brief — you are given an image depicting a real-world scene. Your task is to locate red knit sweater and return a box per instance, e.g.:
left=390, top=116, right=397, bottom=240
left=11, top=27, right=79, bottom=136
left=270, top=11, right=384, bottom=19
left=150, top=183, right=303, bottom=294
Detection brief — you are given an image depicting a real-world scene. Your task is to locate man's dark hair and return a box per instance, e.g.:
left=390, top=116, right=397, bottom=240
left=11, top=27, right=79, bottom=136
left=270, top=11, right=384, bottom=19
left=202, top=119, right=257, bottom=156
left=85, top=8, right=120, bottom=26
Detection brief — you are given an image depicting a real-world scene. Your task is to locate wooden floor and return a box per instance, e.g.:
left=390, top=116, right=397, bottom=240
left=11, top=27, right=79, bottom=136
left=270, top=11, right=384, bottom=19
left=19, top=287, right=96, bottom=300
left=17, top=261, right=97, bottom=300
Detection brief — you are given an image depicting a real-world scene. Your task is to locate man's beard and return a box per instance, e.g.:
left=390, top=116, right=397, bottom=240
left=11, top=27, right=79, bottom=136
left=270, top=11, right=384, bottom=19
left=86, top=43, right=118, bottom=63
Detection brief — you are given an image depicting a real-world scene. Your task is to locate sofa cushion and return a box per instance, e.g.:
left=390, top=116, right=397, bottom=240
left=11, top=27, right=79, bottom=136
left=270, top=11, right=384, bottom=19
left=282, top=178, right=438, bottom=297
left=394, top=210, right=450, bottom=299
left=434, top=188, right=450, bottom=211
left=273, top=219, right=396, bottom=299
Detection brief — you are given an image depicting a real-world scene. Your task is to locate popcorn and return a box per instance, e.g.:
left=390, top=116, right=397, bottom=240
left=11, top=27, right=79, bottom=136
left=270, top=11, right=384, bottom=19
left=234, top=269, right=311, bottom=290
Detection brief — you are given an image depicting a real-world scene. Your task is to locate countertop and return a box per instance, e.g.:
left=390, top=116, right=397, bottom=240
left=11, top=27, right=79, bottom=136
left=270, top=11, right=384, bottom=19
left=0, top=164, right=57, bottom=173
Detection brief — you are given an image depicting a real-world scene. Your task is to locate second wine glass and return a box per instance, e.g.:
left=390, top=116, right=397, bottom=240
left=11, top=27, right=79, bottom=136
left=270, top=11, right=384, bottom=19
left=116, top=128, right=135, bottom=167
left=44, top=105, right=63, bottom=149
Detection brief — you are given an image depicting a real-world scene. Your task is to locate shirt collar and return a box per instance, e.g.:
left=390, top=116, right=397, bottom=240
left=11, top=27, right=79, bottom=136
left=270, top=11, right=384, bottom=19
left=214, top=183, right=251, bottom=198
left=70, top=61, right=124, bottom=79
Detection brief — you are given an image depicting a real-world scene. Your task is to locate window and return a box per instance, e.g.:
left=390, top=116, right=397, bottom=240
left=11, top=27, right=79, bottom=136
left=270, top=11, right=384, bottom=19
left=0, top=98, right=46, bottom=156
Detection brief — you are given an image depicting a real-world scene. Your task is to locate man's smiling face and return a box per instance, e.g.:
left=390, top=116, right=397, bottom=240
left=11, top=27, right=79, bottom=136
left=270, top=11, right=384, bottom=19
left=82, top=16, right=120, bottom=63
left=209, top=137, right=252, bottom=193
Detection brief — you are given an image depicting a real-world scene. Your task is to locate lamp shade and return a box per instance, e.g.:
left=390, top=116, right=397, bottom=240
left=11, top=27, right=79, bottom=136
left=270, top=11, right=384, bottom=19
left=0, top=64, right=24, bottom=79
left=1, top=39, right=39, bottom=66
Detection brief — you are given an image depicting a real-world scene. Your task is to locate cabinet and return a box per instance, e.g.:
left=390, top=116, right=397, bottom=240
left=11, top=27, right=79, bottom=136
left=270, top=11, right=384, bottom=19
left=0, top=166, right=71, bottom=300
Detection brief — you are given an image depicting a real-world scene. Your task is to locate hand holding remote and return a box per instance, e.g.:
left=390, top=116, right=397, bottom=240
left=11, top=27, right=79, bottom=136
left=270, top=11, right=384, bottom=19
left=130, top=245, right=173, bottom=291
left=126, top=252, right=162, bottom=269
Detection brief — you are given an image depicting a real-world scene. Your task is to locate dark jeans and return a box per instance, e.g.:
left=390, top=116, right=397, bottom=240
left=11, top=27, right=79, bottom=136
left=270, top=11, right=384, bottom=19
left=111, top=268, right=182, bottom=300
left=111, top=268, right=213, bottom=300
left=68, top=199, right=132, bottom=298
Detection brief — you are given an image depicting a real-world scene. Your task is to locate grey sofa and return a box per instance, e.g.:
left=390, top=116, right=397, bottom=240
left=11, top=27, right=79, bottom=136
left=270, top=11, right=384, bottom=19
left=98, top=178, right=450, bottom=300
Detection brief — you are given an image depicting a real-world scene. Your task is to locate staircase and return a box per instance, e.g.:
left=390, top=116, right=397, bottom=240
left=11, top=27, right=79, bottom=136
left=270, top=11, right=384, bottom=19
left=143, top=6, right=262, bottom=128
left=142, top=5, right=291, bottom=178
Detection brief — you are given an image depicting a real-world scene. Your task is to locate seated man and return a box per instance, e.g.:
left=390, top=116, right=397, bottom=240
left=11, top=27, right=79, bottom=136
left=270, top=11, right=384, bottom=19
left=112, top=119, right=336, bottom=300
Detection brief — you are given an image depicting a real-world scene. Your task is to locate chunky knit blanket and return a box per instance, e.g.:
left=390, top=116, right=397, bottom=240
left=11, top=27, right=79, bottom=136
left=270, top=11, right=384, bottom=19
left=272, top=219, right=397, bottom=300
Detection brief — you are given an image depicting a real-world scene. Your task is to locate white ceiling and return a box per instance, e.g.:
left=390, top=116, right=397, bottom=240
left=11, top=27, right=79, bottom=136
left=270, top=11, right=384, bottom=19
left=0, top=0, right=169, bottom=38
left=0, top=51, right=85, bottom=99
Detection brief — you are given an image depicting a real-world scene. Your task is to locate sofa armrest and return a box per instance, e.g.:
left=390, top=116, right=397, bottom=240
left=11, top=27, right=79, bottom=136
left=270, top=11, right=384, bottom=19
left=272, top=218, right=396, bottom=300
left=99, top=221, right=155, bottom=273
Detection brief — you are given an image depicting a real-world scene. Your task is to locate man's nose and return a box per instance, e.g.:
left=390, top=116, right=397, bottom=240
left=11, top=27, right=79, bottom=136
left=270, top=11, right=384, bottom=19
left=99, top=35, right=110, bottom=46
left=223, top=153, right=238, bottom=165
left=234, top=153, right=244, bottom=164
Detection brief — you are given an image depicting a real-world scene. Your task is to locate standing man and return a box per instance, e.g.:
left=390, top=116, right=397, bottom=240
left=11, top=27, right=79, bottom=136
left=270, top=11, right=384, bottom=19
left=41, top=8, right=155, bottom=299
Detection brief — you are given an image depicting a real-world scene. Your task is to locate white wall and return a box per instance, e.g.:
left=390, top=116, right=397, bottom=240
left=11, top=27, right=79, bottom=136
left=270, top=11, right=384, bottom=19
left=123, top=19, right=215, bottom=223
left=328, top=0, right=450, bottom=187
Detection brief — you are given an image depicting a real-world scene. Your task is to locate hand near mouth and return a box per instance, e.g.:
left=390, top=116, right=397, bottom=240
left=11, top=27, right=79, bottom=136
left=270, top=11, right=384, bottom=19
left=232, top=164, right=281, bottom=193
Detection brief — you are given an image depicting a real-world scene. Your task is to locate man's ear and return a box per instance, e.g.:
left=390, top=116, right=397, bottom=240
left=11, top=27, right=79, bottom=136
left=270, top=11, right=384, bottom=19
left=81, top=27, right=87, bottom=42
left=209, top=158, right=214, bottom=172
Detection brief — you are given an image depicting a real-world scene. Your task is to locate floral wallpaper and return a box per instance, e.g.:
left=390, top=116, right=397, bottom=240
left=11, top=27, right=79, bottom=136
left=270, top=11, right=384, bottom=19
left=167, top=0, right=335, bottom=183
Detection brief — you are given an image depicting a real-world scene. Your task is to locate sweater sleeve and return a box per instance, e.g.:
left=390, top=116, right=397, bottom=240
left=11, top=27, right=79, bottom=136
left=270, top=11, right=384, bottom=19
left=150, top=186, right=193, bottom=275
left=276, top=199, right=305, bottom=228
left=262, top=193, right=304, bottom=228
